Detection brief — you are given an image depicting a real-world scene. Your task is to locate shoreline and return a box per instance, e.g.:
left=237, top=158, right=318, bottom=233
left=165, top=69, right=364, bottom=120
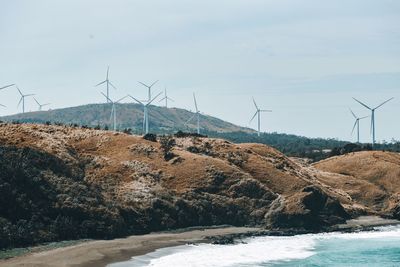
left=1, top=216, right=399, bottom=267
left=0, top=226, right=261, bottom=267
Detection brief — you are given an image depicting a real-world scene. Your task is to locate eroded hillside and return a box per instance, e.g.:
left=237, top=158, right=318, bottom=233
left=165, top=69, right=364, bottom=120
left=313, top=151, right=400, bottom=218
left=1, top=123, right=388, bottom=249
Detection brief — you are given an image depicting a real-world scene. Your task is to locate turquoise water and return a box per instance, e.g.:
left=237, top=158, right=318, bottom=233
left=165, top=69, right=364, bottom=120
left=272, top=235, right=400, bottom=267
left=110, top=225, right=400, bottom=267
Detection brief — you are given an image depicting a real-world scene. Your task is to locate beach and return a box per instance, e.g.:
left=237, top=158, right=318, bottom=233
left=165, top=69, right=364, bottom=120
left=1, top=216, right=399, bottom=267
left=0, top=227, right=261, bottom=267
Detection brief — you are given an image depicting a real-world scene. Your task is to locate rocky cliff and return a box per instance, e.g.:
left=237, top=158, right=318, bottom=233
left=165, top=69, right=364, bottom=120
left=2, top=123, right=395, bottom=249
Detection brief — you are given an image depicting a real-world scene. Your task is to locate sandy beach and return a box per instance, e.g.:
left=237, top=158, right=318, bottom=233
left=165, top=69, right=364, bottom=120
left=0, top=227, right=261, bottom=267
left=2, top=216, right=399, bottom=267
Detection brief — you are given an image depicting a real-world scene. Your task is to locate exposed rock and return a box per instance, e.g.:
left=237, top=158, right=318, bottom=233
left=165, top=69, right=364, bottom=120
left=1, top=123, right=396, bottom=250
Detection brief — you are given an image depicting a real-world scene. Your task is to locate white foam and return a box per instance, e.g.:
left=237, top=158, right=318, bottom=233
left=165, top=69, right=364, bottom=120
left=109, top=225, right=400, bottom=267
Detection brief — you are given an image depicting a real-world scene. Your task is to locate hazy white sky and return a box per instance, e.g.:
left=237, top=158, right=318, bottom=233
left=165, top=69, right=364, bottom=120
left=1, top=0, right=399, bottom=142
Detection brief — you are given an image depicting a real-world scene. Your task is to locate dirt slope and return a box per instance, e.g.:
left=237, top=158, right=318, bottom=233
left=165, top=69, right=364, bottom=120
left=313, top=151, right=400, bottom=218
left=0, top=123, right=348, bottom=249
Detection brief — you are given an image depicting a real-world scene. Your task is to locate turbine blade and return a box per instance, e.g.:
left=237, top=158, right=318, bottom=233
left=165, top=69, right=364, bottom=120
left=351, top=120, right=357, bottom=135
left=101, top=92, right=113, bottom=103
left=106, top=66, right=109, bottom=79
left=167, top=97, right=175, bottom=102
left=95, top=80, right=107, bottom=87
left=0, top=84, right=14, bottom=90
left=43, top=103, right=51, bottom=106
left=138, top=81, right=149, bottom=88
left=147, top=92, right=162, bottom=105
left=16, top=86, right=23, bottom=96
left=375, top=97, right=394, bottom=110
left=159, top=96, right=167, bottom=102
left=25, top=94, right=35, bottom=97
left=261, top=110, right=272, bottom=112
left=128, top=95, right=144, bottom=105
left=33, top=97, right=40, bottom=106
left=0, top=103, right=6, bottom=108
left=193, top=93, right=198, bottom=112
left=250, top=111, right=258, bottom=123
left=116, top=95, right=128, bottom=103
left=185, top=113, right=196, bottom=125
left=252, top=97, right=259, bottom=110
left=353, top=97, right=372, bottom=110
left=150, top=80, right=159, bottom=88
left=17, top=97, right=23, bottom=107
left=109, top=81, right=117, bottom=90
left=349, top=108, right=357, bottom=119
left=360, top=116, right=369, bottom=120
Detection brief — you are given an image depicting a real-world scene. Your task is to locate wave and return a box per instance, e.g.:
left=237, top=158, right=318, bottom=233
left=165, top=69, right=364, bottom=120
left=109, top=225, right=400, bottom=267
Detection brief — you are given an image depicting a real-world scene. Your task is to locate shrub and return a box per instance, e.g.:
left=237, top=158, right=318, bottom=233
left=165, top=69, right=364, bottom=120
left=143, top=133, right=157, bottom=142
left=123, top=128, right=132, bottom=135
left=159, top=136, right=176, bottom=160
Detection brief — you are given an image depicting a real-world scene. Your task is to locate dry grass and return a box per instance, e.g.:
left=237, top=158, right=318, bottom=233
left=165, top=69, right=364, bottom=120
left=2, top=123, right=399, bottom=220
left=314, top=151, right=400, bottom=215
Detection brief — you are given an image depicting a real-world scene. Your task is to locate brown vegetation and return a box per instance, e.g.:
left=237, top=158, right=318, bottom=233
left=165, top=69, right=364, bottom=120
left=2, top=123, right=398, bottom=250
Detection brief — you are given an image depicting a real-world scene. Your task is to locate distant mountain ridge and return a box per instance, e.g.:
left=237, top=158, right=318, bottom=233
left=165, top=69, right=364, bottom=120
left=0, top=103, right=254, bottom=134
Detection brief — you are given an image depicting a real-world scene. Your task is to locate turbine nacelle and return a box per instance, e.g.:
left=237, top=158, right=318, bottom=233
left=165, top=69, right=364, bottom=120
left=128, top=92, right=162, bottom=134
left=250, top=97, right=272, bottom=136
left=353, top=97, right=394, bottom=145
left=138, top=80, right=159, bottom=102
left=96, top=66, right=117, bottom=103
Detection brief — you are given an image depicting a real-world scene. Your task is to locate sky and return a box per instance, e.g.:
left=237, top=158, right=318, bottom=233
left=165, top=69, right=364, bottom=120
left=1, top=0, right=399, bottom=142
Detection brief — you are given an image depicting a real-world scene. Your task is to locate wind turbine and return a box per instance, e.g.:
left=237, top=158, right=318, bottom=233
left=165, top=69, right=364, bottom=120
left=129, top=92, right=162, bottom=134
left=101, top=93, right=128, bottom=131
left=17, top=87, right=35, bottom=113
left=138, top=80, right=159, bottom=102
left=33, top=97, right=51, bottom=111
left=159, top=87, right=174, bottom=108
left=185, top=93, right=201, bottom=134
left=95, top=66, right=117, bottom=103
left=349, top=109, right=368, bottom=143
left=250, top=97, right=272, bottom=137
left=353, top=97, right=394, bottom=146
left=0, top=84, right=14, bottom=90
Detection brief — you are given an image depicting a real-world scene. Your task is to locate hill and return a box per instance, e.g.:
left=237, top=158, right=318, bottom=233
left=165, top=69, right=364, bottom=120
left=0, top=103, right=253, bottom=134
left=313, top=151, right=400, bottom=218
left=0, top=103, right=352, bottom=160
left=0, top=123, right=351, bottom=250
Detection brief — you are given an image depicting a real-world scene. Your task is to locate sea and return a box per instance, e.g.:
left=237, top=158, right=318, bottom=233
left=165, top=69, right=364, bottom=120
left=109, top=225, right=400, bottom=267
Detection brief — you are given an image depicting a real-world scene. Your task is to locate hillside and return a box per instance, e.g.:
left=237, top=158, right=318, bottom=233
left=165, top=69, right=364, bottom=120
left=0, top=103, right=253, bottom=134
left=0, top=123, right=350, bottom=250
left=0, top=103, right=353, bottom=161
left=313, top=151, right=400, bottom=218
left=2, top=123, right=400, bottom=250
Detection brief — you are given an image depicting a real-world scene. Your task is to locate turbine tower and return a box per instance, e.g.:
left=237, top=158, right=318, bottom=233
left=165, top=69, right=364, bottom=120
left=349, top=109, right=368, bottom=143
left=34, top=97, right=51, bottom=111
left=95, top=66, right=117, bottom=103
left=129, top=92, right=162, bottom=134
left=101, top=93, right=128, bottom=131
left=0, top=84, right=14, bottom=90
left=353, top=97, right=394, bottom=146
left=17, top=87, right=35, bottom=113
left=138, top=80, right=159, bottom=101
left=185, top=93, right=201, bottom=134
left=159, top=87, right=174, bottom=108
left=250, top=97, right=272, bottom=137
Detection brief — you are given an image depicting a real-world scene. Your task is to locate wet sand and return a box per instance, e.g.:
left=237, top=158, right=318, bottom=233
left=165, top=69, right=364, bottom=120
left=0, top=227, right=261, bottom=267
